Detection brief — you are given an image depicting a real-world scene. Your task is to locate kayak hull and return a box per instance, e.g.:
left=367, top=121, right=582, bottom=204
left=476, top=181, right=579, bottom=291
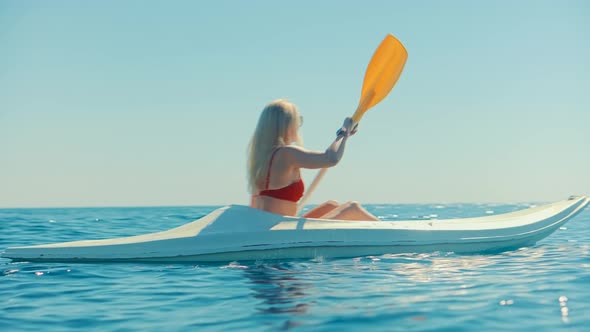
left=2, top=196, right=588, bottom=263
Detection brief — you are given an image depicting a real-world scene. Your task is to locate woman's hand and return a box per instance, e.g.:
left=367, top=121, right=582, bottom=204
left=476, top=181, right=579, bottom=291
left=338, top=117, right=358, bottom=137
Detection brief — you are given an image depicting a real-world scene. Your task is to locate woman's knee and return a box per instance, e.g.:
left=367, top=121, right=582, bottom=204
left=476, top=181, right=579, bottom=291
left=342, top=201, right=379, bottom=221
left=345, top=201, right=361, bottom=209
left=323, top=200, right=340, bottom=208
left=303, top=200, right=339, bottom=219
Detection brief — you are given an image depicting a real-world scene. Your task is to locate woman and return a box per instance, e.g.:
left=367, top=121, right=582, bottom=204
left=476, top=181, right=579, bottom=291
left=247, top=99, right=379, bottom=221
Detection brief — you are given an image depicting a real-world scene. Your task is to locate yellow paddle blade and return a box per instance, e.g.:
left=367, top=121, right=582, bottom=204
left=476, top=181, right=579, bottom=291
left=351, top=34, right=408, bottom=124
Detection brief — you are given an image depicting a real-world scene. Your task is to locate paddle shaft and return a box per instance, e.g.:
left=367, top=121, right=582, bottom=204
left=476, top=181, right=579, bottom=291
left=296, top=93, right=372, bottom=215
left=297, top=168, right=327, bottom=214
left=296, top=35, right=407, bottom=215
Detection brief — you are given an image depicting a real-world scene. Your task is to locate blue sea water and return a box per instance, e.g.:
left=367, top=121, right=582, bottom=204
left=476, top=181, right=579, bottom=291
left=1, top=203, right=589, bottom=332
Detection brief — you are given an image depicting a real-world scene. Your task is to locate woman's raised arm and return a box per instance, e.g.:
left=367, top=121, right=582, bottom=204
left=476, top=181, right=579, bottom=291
left=284, top=117, right=356, bottom=169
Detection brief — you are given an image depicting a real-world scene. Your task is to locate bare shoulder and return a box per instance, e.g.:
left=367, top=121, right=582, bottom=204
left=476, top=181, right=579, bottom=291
left=280, top=145, right=331, bottom=169
left=281, top=145, right=307, bottom=154
left=280, top=145, right=317, bottom=158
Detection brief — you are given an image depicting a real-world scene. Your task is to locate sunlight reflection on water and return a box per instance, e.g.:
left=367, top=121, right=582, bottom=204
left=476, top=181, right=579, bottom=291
left=1, top=204, right=589, bottom=331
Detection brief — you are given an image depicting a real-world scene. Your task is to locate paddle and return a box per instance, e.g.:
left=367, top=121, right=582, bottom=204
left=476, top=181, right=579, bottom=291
left=297, top=34, right=408, bottom=215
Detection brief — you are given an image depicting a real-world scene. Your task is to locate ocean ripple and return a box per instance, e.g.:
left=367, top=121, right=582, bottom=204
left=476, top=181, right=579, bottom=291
left=1, top=204, right=588, bottom=331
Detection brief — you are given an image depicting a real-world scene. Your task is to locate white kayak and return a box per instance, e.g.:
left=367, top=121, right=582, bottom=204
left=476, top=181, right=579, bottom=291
left=2, top=196, right=588, bottom=263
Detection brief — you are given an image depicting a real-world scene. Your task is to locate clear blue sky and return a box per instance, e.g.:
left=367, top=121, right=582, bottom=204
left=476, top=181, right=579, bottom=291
left=1, top=1, right=588, bottom=207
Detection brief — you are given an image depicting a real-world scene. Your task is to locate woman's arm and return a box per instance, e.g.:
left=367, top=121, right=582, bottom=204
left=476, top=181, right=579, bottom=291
left=285, top=118, right=355, bottom=169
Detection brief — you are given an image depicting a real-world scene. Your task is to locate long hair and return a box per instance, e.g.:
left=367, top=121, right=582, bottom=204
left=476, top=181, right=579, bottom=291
left=247, top=99, right=303, bottom=194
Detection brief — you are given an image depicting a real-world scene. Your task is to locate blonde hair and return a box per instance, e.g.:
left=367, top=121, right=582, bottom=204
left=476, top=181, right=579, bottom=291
left=247, top=99, right=303, bottom=194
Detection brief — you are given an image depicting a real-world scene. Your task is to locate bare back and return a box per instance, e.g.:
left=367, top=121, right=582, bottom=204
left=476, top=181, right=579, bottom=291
left=252, top=142, right=347, bottom=216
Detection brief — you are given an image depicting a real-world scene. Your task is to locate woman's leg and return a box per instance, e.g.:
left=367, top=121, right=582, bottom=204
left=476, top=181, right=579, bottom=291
left=320, top=201, right=380, bottom=221
left=302, top=200, right=339, bottom=218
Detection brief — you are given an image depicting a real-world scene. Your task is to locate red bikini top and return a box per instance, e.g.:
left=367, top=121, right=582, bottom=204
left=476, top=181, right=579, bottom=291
left=258, top=148, right=305, bottom=202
